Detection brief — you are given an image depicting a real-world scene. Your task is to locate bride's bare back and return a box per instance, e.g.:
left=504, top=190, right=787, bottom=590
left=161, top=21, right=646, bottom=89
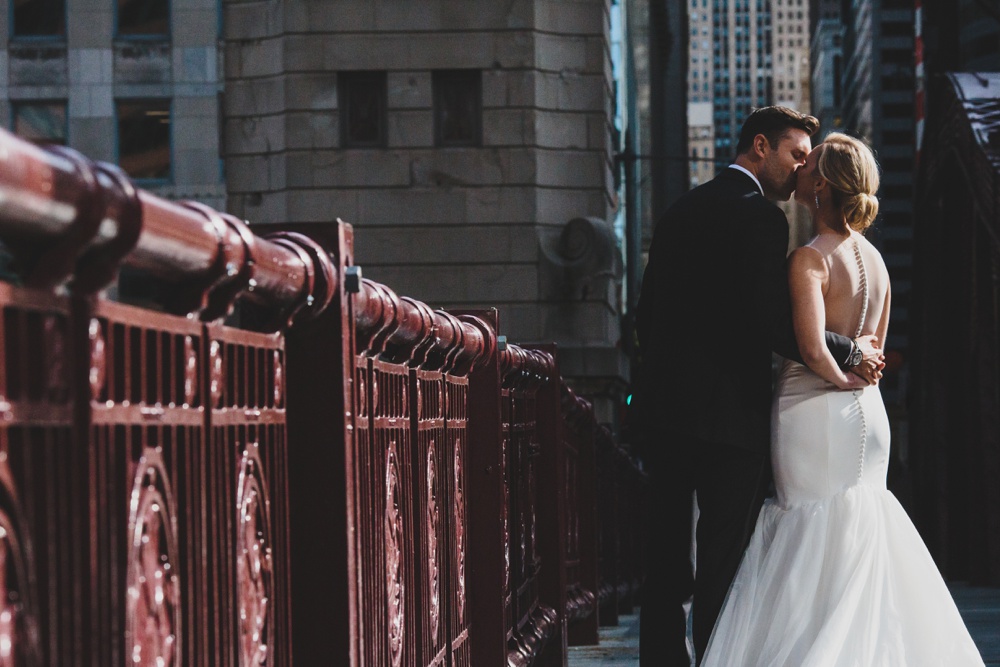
left=787, top=229, right=891, bottom=389
left=802, top=231, right=890, bottom=341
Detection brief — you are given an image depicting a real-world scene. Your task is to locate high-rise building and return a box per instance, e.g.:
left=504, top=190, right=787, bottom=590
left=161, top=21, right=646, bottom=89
left=809, top=0, right=846, bottom=135
left=687, top=1, right=714, bottom=186
left=712, top=0, right=774, bottom=161
left=841, top=0, right=916, bottom=413
left=772, top=0, right=814, bottom=250
left=772, top=0, right=810, bottom=110
left=919, top=0, right=1000, bottom=73
left=688, top=101, right=714, bottom=188
left=912, top=0, right=1000, bottom=583
left=0, top=0, right=226, bottom=210
left=842, top=0, right=875, bottom=140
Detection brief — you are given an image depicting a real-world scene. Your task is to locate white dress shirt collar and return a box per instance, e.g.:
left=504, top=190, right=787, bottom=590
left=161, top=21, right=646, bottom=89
left=728, top=164, right=764, bottom=196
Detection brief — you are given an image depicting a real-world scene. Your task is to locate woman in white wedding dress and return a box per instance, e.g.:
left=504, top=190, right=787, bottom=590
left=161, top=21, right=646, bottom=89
left=701, top=133, right=985, bottom=667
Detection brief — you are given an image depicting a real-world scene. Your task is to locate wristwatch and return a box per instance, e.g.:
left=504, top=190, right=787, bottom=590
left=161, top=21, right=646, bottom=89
left=846, top=338, right=863, bottom=367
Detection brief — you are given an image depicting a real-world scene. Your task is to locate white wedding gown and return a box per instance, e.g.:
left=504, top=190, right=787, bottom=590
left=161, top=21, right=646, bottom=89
left=702, top=234, right=984, bottom=667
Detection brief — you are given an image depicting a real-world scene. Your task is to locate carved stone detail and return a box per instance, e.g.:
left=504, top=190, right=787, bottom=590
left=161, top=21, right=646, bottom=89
left=237, top=442, right=273, bottom=667
left=385, top=440, right=404, bottom=667
left=126, top=448, right=180, bottom=667
left=425, top=440, right=440, bottom=641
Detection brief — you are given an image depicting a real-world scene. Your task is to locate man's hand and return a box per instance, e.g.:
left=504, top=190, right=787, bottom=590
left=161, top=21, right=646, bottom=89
left=850, top=334, right=885, bottom=385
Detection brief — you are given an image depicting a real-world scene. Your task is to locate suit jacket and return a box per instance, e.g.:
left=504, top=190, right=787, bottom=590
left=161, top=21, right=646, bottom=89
left=634, top=167, right=853, bottom=456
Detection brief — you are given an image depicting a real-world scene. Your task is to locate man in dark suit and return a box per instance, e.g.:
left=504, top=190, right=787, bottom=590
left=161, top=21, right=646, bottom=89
left=634, top=107, right=884, bottom=666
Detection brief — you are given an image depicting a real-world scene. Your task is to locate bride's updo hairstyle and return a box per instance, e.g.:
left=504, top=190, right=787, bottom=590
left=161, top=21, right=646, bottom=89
left=816, top=132, right=880, bottom=232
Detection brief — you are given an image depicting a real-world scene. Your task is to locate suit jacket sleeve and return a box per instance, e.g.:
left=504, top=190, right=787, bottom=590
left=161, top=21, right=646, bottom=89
left=750, top=208, right=854, bottom=367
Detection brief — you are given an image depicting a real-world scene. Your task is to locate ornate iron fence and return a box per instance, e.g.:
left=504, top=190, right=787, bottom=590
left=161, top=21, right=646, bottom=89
left=0, top=127, right=646, bottom=666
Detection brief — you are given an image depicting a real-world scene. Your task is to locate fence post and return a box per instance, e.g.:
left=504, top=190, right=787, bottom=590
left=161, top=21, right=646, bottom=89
left=561, top=383, right=600, bottom=646
left=531, top=345, right=569, bottom=667
left=457, top=309, right=509, bottom=667
left=283, top=221, right=358, bottom=664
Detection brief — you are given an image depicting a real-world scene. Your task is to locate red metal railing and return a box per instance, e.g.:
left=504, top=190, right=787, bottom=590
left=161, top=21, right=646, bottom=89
left=0, top=127, right=646, bottom=666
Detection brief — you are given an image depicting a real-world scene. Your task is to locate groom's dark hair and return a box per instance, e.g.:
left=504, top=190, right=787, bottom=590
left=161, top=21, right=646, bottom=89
left=736, top=106, right=820, bottom=154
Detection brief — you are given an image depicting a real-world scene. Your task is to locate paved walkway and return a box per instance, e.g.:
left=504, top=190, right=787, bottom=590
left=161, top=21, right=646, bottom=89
left=568, top=586, right=1000, bottom=666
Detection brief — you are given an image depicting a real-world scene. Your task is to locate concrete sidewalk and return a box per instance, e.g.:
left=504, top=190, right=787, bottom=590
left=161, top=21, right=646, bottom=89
left=567, top=585, right=1000, bottom=666
left=953, top=584, right=1000, bottom=666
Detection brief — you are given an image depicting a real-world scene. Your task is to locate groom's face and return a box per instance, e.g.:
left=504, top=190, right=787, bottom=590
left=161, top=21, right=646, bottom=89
left=761, top=129, right=811, bottom=201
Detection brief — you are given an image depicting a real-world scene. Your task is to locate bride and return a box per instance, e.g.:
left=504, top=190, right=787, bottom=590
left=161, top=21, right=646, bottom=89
left=700, top=133, right=985, bottom=666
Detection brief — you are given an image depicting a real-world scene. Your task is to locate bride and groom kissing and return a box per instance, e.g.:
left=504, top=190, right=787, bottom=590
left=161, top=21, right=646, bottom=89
left=633, top=107, right=984, bottom=666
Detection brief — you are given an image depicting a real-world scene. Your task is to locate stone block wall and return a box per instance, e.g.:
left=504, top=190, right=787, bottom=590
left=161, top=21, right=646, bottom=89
left=223, top=0, right=626, bottom=395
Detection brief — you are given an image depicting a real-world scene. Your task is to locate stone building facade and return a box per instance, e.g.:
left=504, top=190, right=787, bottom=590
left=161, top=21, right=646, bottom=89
left=0, top=0, right=226, bottom=210
left=222, top=0, right=626, bottom=403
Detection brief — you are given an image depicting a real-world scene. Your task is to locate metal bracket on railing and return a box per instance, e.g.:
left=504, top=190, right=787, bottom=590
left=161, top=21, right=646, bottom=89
left=355, top=279, right=402, bottom=356
left=199, top=211, right=257, bottom=322
left=264, top=231, right=338, bottom=327
left=344, top=265, right=362, bottom=294
left=168, top=200, right=237, bottom=316
left=22, top=146, right=104, bottom=289
left=383, top=296, right=435, bottom=366
left=265, top=235, right=317, bottom=331
left=454, top=314, right=497, bottom=376
left=71, top=162, right=143, bottom=295
left=560, top=380, right=595, bottom=434
left=427, top=310, right=466, bottom=374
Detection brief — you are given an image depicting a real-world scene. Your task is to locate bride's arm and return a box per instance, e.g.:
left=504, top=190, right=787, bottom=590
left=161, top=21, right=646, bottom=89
left=788, top=247, right=866, bottom=390
left=876, top=280, right=891, bottom=347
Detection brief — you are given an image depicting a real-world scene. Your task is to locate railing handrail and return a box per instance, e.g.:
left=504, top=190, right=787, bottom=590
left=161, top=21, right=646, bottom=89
left=0, top=128, right=333, bottom=326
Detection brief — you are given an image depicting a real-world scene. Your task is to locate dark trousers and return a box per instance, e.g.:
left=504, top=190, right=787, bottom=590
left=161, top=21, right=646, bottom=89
left=638, top=437, right=770, bottom=667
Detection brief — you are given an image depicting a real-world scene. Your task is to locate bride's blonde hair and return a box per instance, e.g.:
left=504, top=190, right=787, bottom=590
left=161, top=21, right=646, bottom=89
left=816, top=132, right=880, bottom=232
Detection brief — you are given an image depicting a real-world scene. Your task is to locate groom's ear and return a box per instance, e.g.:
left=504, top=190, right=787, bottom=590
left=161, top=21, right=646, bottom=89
left=753, top=133, right=770, bottom=158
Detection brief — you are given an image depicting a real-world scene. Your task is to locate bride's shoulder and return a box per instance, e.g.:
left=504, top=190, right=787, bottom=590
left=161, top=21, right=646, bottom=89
left=856, top=233, right=887, bottom=264
left=788, top=243, right=829, bottom=277
left=801, top=234, right=838, bottom=257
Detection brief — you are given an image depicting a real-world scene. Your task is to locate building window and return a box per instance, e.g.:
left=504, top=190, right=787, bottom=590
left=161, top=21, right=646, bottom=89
left=12, top=0, right=66, bottom=37
left=116, top=99, right=171, bottom=181
left=433, top=70, right=481, bottom=147
left=339, top=71, right=387, bottom=148
left=117, top=0, right=170, bottom=37
left=12, top=101, right=67, bottom=145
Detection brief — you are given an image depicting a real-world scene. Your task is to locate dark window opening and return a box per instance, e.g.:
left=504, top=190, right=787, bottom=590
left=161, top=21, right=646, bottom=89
left=833, top=55, right=843, bottom=106
left=13, top=0, right=66, bottom=37
left=117, top=99, right=171, bottom=181
left=882, top=49, right=913, bottom=66
left=117, top=0, right=169, bottom=37
left=12, top=101, right=67, bottom=145
left=882, top=129, right=914, bottom=145
left=883, top=102, right=912, bottom=118
left=433, top=70, right=482, bottom=147
left=339, top=71, right=387, bottom=148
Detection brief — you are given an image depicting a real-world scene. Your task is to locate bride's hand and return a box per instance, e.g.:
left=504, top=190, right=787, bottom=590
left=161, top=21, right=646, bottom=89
left=837, top=372, right=871, bottom=390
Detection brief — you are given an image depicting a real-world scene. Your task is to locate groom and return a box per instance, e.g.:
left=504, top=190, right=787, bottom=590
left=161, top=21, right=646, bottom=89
left=633, top=107, right=883, bottom=666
